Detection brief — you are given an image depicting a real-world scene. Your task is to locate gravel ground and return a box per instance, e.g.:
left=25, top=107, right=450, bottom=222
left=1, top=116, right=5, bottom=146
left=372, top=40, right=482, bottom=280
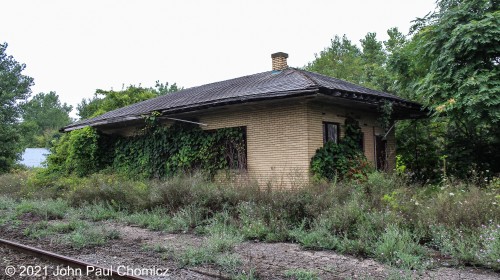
left=0, top=246, right=106, bottom=280
left=1, top=217, right=499, bottom=280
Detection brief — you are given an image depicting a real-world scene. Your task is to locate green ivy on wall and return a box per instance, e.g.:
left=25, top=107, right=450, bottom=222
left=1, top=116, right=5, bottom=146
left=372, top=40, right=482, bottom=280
left=47, top=120, right=246, bottom=179
left=310, top=117, right=372, bottom=181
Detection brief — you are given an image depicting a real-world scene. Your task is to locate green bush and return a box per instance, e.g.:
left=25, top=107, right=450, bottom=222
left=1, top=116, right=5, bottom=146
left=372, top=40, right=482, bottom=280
left=66, top=173, right=150, bottom=210
left=374, top=225, right=427, bottom=269
left=15, top=199, right=69, bottom=220
left=170, top=204, right=208, bottom=233
left=430, top=223, right=500, bottom=270
left=0, top=170, right=29, bottom=197
left=310, top=118, right=372, bottom=181
left=289, top=225, right=338, bottom=250
left=64, top=225, right=120, bottom=249
left=238, top=202, right=271, bottom=240
left=2, top=167, right=500, bottom=271
left=76, top=203, right=120, bottom=221
left=45, top=127, right=103, bottom=177
left=416, top=187, right=499, bottom=228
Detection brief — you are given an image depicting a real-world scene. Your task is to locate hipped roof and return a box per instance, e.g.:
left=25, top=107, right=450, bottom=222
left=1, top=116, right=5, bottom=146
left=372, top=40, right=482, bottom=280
left=63, top=68, right=426, bottom=132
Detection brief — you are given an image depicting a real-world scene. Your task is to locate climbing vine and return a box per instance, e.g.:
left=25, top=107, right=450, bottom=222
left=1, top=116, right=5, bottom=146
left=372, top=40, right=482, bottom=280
left=310, top=118, right=372, bottom=181
left=46, top=127, right=106, bottom=177
left=47, top=119, right=246, bottom=179
left=377, top=101, right=393, bottom=133
left=113, top=122, right=246, bottom=178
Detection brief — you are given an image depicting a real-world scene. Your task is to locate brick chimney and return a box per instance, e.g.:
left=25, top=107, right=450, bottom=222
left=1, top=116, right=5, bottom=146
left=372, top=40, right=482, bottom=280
left=271, top=52, right=288, bottom=71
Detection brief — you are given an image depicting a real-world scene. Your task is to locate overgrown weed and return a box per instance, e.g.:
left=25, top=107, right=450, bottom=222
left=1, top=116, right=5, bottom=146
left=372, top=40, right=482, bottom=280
left=1, top=170, right=499, bottom=271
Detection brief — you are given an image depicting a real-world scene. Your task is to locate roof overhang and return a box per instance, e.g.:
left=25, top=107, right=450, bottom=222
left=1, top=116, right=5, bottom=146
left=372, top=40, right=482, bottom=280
left=318, top=87, right=428, bottom=120
left=61, top=86, right=427, bottom=132
left=61, top=88, right=320, bottom=132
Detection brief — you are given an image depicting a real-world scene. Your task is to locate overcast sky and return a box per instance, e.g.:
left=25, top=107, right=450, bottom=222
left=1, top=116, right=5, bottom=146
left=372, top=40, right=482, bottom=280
left=1, top=0, right=436, bottom=118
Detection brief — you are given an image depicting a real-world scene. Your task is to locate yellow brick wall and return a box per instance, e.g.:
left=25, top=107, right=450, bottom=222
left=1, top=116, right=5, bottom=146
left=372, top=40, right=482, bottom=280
left=385, top=125, right=396, bottom=172
left=99, top=98, right=397, bottom=185
left=306, top=102, right=396, bottom=172
left=194, top=101, right=310, bottom=188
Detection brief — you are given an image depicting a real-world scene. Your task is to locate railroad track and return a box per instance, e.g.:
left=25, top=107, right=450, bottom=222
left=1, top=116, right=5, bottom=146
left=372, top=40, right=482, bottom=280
left=0, top=238, right=146, bottom=280
left=0, top=238, right=230, bottom=279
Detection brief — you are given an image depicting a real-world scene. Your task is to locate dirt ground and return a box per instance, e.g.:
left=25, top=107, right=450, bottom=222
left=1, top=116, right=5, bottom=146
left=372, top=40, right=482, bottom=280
left=1, top=218, right=499, bottom=280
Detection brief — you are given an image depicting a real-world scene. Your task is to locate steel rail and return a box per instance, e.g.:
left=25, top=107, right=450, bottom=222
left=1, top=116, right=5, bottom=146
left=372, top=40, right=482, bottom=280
left=0, top=238, right=146, bottom=280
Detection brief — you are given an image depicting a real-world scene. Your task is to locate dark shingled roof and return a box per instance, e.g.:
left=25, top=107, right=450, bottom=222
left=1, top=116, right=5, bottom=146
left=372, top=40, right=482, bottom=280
left=63, top=68, right=424, bottom=131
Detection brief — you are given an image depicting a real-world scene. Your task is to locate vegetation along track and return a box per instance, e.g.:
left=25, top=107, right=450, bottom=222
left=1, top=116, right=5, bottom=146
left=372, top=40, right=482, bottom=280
left=0, top=238, right=146, bottom=280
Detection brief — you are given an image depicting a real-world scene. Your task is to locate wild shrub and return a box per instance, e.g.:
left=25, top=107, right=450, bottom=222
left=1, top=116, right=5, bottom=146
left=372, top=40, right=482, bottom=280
left=64, top=225, right=120, bottom=249
left=24, top=219, right=86, bottom=239
left=289, top=224, right=338, bottom=250
left=20, top=169, right=73, bottom=199
left=204, top=212, right=243, bottom=253
left=430, top=223, right=500, bottom=270
left=176, top=211, right=243, bottom=272
left=477, top=223, right=500, bottom=270
left=120, top=208, right=172, bottom=231
left=0, top=196, right=16, bottom=210
left=318, top=196, right=365, bottom=236
left=430, top=226, right=481, bottom=265
left=355, top=211, right=404, bottom=250
left=169, top=204, right=208, bottom=233
left=310, top=118, right=372, bottom=181
left=66, top=173, right=150, bottom=210
left=416, top=187, right=499, bottom=229
left=237, top=202, right=271, bottom=240
left=150, top=173, right=227, bottom=211
left=214, top=253, right=243, bottom=274
left=374, top=225, right=427, bottom=269
left=76, top=203, right=120, bottom=221
left=0, top=170, right=29, bottom=197
left=15, top=199, right=69, bottom=220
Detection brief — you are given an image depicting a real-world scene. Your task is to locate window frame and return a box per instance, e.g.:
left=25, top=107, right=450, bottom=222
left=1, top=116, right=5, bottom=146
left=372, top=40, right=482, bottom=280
left=323, top=122, right=340, bottom=144
left=358, top=132, right=365, bottom=151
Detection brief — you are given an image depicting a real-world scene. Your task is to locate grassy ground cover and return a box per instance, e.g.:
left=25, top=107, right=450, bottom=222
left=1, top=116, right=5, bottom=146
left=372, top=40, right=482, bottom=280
left=1, top=170, right=499, bottom=274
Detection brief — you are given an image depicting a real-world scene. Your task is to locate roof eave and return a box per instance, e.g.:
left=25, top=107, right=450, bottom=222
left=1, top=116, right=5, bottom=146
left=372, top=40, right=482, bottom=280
left=317, top=87, right=427, bottom=120
left=61, top=88, right=320, bottom=132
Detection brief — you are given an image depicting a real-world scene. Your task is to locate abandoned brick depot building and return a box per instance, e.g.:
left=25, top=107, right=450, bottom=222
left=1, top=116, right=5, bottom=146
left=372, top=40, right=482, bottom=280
left=63, top=52, right=424, bottom=186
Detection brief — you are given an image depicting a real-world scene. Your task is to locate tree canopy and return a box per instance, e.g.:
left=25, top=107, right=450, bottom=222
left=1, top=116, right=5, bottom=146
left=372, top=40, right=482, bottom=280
left=0, top=43, right=34, bottom=173
left=413, top=0, right=499, bottom=125
left=77, top=82, right=180, bottom=119
left=307, top=0, right=500, bottom=180
left=19, top=91, right=73, bottom=148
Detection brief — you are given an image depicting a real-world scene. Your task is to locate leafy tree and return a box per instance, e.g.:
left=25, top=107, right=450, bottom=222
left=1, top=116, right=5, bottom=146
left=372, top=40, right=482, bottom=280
left=77, top=86, right=157, bottom=119
left=306, top=35, right=364, bottom=84
left=407, top=0, right=500, bottom=176
left=0, top=43, right=34, bottom=173
left=77, top=83, right=180, bottom=119
left=155, top=81, right=181, bottom=95
left=306, top=33, right=394, bottom=93
left=395, top=119, right=444, bottom=181
left=19, top=91, right=72, bottom=148
left=414, top=0, right=499, bottom=123
left=360, top=32, right=391, bottom=91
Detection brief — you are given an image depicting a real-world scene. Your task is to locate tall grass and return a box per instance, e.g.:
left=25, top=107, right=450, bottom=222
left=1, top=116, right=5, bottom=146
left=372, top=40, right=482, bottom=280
left=1, top=170, right=499, bottom=270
